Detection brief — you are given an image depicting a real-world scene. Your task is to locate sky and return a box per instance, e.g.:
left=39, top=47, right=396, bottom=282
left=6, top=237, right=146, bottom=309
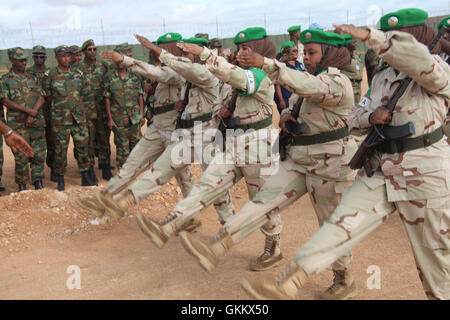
left=0, top=0, right=448, bottom=49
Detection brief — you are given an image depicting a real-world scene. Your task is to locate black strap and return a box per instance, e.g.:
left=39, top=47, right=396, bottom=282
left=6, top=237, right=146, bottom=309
left=149, top=103, right=175, bottom=115
left=291, top=126, right=349, bottom=146
left=378, top=126, right=444, bottom=154
left=230, top=117, right=273, bottom=135
left=177, top=112, right=213, bottom=129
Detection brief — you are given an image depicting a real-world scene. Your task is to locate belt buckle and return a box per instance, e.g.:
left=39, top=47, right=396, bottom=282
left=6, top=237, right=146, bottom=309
left=423, top=134, right=431, bottom=147
left=181, top=111, right=187, bottom=120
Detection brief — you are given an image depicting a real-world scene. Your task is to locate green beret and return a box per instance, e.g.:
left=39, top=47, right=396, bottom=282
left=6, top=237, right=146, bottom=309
left=209, top=38, right=222, bottom=48
left=7, top=47, right=27, bottom=60
left=156, top=33, right=182, bottom=45
left=234, top=27, right=267, bottom=45
left=54, top=45, right=71, bottom=56
left=288, top=25, right=301, bottom=34
left=438, top=16, right=450, bottom=29
left=81, top=39, right=95, bottom=51
left=280, top=41, right=295, bottom=52
left=342, top=34, right=353, bottom=46
left=69, top=45, right=80, bottom=54
left=378, top=8, right=428, bottom=31
left=195, top=33, right=209, bottom=40
left=32, top=45, right=46, bottom=54
left=300, top=29, right=346, bottom=46
left=182, top=37, right=209, bottom=47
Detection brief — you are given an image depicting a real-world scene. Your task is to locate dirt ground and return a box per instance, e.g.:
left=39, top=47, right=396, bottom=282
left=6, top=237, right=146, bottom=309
left=0, top=69, right=428, bottom=300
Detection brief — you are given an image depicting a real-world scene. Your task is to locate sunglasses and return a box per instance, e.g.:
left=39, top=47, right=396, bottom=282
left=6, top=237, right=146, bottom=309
left=33, top=54, right=47, bottom=59
left=87, top=48, right=97, bottom=52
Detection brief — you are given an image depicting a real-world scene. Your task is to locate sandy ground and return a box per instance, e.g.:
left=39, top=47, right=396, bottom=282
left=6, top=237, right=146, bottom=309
left=0, top=70, right=428, bottom=300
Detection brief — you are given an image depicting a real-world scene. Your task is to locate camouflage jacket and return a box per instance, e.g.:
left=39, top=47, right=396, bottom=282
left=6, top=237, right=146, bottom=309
left=263, top=59, right=357, bottom=181
left=342, top=52, right=364, bottom=104
left=42, top=66, right=87, bottom=126
left=348, top=27, right=450, bottom=202
left=199, top=47, right=275, bottom=166
left=159, top=50, right=219, bottom=127
left=26, top=64, right=50, bottom=87
left=104, top=68, right=143, bottom=127
left=78, top=59, right=107, bottom=118
left=0, top=68, right=45, bottom=128
left=122, top=55, right=184, bottom=131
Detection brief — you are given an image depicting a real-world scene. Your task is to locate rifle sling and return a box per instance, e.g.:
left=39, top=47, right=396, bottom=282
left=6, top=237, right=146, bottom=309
left=378, top=126, right=443, bottom=154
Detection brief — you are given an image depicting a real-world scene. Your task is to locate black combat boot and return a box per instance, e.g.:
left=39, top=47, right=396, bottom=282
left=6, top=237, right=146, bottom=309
left=100, top=164, right=113, bottom=181
left=57, top=175, right=65, bottom=191
left=34, top=180, right=44, bottom=190
left=81, top=171, right=96, bottom=186
left=18, top=184, right=27, bottom=192
left=88, top=166, right=99, bottom=186
left=50, top=167, right=58, bottom=182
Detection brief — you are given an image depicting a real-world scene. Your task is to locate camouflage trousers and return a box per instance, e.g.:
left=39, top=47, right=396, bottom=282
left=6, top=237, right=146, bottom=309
left=129, top=125, right=235, bottom=225
left=292, top=174, right=450, bottom=300
left=11, top=127, right=46, bottom=184
left=222, top=156, right=353, bottom=271
left=52, top=123, right=90, bottom=175
left=86, top=117, right=97, bottom=164
left=171, top=151, right=274, bottom=229
left=105, top=125, right=193, bottom=197
left=95, top=109, right=111, bottom=167
left=44, top=104, right=55, bottom=168
left=112, top=123, right=142, bottom=169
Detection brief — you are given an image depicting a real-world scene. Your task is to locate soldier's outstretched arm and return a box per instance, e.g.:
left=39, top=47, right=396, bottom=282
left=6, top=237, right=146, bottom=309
left=0, top=121, right=34, bottom=157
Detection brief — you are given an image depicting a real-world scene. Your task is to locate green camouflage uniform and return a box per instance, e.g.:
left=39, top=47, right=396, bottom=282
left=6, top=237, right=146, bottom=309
left=78, top=60, right=108, bottom=167
left=42, top=66, right=90, bottom=175
left=27, top=64, right=54, bottom=169
left=291, top=28, right=450, bottom=300
left=342, top=52, right=364, bottom=104
left=0, top=68, right=46, bottom=184
left=364, top=48, right=380, bottom=86
left=104, top=68, right=143, bottom=168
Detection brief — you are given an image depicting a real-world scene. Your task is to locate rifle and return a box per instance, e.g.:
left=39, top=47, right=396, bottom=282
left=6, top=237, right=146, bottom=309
left=275, top=46, right=330, bottom=161
left=349, top=27, right=445, bottom=177
left=215, top=90, right=239, bottom=151
left=144, top=91, right=155, bottom=126
left=176, top=82, right=192, bottom=129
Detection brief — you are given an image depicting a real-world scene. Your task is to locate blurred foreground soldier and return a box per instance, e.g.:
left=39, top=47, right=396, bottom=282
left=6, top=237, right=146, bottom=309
left=0, top=106, right=4, bottom=191
left=70, top=45, right=83, bottom=70
left=0, top=120, right=34, bottom=158
left=1, top=47, right=46, bottom=191
left=80, top=39, right=107, bottom=182
left=438, top=17, right=450, bottom=143
left=241, top=8, right=450, bottom=300
left=287, top=25, right=304, bottom=63
left=104, top=45, right=145, bottom=169
left=340, top=34, right=364, bottom=104
left=42, top=45, right=95, bottom=191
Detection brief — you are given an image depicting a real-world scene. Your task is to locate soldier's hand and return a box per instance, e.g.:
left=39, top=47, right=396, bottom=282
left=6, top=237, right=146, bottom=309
left=100, top=51, right=124, bottom=64
left=28, top=109, right=38, bottom=118
left=26, top=115, right=35, bottom=128
left=140, top=118, right=146, bottom=127
left=145, top=113, right=152, bottom=122
left=236, top=51, right=264, bottom=69
left=134, top=34, right=158, bottom=52
left=174, top=101, right=185, bottom=112
left=177, top=43, right=204, bottom=56
left=333, top=24, right=370, bottom=41
left=369, top=107, right=392, bottom=125
left=279, top=113, right=297, bottom=132
left=5, top=132, right=34, bottom=158
left=108, top=119, right=118, bottom=130
left=219, top=105, right=232, bottom=118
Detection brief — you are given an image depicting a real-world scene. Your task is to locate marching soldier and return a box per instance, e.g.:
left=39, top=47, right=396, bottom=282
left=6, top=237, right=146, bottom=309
left=438, top=17, right=450, bottom=143
left=241, top=8, right=450, bottom=301
left=0, top=47, right=46, bottom=191
left=287, top=25, right=304, bottom=63
left=42, top=45, right=96, bottom=191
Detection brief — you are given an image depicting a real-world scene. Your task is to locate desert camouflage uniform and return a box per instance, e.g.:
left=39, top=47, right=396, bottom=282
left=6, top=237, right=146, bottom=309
left=291, top=28, right=450, bottom=300
left=104, top=55, right=193, bottom=197
left=0, top=69, right=46, bottom=184
left=104, top=68, right=143, bottom=168
left=220, top=58, right=358, bottom=273
left=78, top=60, right=108, bottom=167
left=27, top=64, right=54, bottom=169
left=441, top=52, right=450, bottom=144
left=342, top=52, right=364, bottom=104
left=42, top=67, right=90, bottom=175
left=127, top=50, right=234, bottom=223
left=165, top=47, right=277, bottom=230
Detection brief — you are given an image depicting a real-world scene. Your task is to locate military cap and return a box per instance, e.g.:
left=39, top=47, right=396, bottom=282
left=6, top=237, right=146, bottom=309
left=195, top=33, right=209, bottom=40
left=7, top=47, right=27, bottom=60
left=378, top=8, right=428, bottom=31
left=81, top=39, right=95, bottom=51
left=288, top=25, right=301, bottom=34
left=54, top=45, right=71, bottom=56
left=209, top=38, right=222, bottom=48
left=234, top=27, right=267, bottom=45
left=280, top=41, right=295, bottom=52
left=438, top=16, right=450, bottom=29
left=182, top=37, right=209, bottom=47
left=69, top=45, right=81, bottom=54
left=32, top=45, right=46, bottom=54
left=300, top=29, right=346, bottom=46
left=156, top=33, right=182, bottom=45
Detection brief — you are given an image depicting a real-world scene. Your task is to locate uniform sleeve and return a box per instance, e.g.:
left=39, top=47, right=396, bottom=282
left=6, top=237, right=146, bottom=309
left=159, top=50, right=218, bottom=89
left=365, top=27, right=450, bottom=98
left=41, top=73, right=51, bottom=97
left=262, top=57, right=347, bottom=107
left=103, top=73, right=111, bottom=98
left=0, top=76, right=8, bottom=100
left=122, top=55, right=184, bottom=86
left=347, top=92, right=374, bottom=135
